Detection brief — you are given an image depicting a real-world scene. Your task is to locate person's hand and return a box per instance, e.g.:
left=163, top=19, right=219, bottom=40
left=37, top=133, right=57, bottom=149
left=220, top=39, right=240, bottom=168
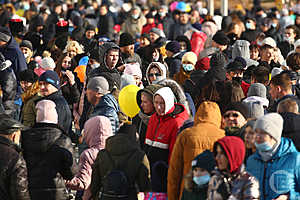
left=65, top=70, right=75, bottom=85
left=272, top=194, right=289, bottom=200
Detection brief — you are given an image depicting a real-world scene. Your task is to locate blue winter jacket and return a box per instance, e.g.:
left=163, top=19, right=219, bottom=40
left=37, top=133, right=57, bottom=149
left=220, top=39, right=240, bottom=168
left=246, top=138, right=300, bottom=200
left=90, top=94, right=120, bottom=134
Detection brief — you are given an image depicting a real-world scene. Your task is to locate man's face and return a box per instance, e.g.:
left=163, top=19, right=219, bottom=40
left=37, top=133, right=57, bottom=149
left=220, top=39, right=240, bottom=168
left=99, top=6, right=108, bottom=16
left=20, top=81, right=33, bottom=92
left=260, top=47, right=274, bottom=63
left=212, top=41, right=227, bottom=51
left=269, top=83, right=280, bottom=100
left=140, top=93, right=154, bottom=114
left=140, top=37, right=150, bottom=47
left=121, top=44, right=134, bottom=56
left=0, top=40, right=7, bottom=48
left=226, top=70, right=243, bottom=80
left=223, top=110, right=246, bottom=128
left=86, top=89, right=101, bottom=106
left=39, top=81, right=58, bottom=96
left=150, top=32, right=160, bottom=43
left=20, top=47, right=31, bottom=58
left=285, top=28, right=296, bottom=40
left=154, top=94, right=165, bottom=116
left=105, top=49, right=119, bottom=69
left=86, top=30, right=95, bottom=39
left=179, top=12, right=189, bottom=24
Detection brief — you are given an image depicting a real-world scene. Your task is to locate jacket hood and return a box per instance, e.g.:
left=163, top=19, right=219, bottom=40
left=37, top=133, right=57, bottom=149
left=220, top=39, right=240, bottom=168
left=136, top=84, right=163, bottom=113
left=105, top=133, right=140, bottom=155
left=145, top=62, right=168, bottom=84
left=214, top=136, right=245, bottom=173
left=243, top=96, right=269, bottom=108
left=195, top=101, right=222, bottom=127
left=232, top=40, right=251, bottom=60
left=22, top=123, right=63, bottom=153
left=98, top=42, right=120, bottom=69
left=253, top=137, right=298, bottom=161
left=98, top=93, right=120, bottom=112
left=156, top=78, right=191, bottom=115
left=83, top=116, right=113, bottom=148
left=154, top=87, right=175, bottom=115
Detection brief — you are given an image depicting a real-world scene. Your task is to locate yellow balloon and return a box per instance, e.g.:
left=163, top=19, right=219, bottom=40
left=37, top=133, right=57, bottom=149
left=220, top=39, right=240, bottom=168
left=118, top=85, right=141, bottom=118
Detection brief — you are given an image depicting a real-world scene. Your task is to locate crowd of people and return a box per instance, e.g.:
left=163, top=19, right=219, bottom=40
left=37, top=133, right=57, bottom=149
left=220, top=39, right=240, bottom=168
left=2, top=0, right=300, bottom=199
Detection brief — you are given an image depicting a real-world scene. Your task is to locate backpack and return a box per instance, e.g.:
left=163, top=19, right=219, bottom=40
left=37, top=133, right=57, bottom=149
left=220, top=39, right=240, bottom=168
left=99, top=150, right=135, bottom=200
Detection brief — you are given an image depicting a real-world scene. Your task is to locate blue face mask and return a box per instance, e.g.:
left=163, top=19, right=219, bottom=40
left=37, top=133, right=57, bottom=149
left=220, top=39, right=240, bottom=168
left=193, top=174, right=211, bottom=186
left=68, top=26, right=74, bottom=34
left=245, top=22, right=252, bottom=30
left=255, top=142, right=273, bottom=152
left=182, top=64, right=194, bottom=72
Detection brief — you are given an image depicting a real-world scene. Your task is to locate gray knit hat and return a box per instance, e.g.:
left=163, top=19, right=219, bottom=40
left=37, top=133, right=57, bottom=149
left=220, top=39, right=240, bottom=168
left=247, top=83, right=267, bottom=99
left=254, top=113, right=283, bottom=142
left=87, top=76, right=109, bottom=94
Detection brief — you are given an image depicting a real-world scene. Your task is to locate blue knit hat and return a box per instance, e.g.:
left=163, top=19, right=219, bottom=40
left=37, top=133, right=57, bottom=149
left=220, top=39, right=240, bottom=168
left=39, top=70, right=60, bottom=89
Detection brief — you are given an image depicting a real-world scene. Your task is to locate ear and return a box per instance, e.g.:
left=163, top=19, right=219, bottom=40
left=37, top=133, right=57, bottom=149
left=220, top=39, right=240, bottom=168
left=277, top=85, right=282, bottom=93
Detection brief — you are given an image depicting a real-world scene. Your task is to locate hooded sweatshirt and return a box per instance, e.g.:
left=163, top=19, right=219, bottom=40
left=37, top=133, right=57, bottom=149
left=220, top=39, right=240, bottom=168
left=232, top=40, right=259, bottom=67
left=145, top=62, right=168, bottom=85
left=66, top=116, right=113, bottom=200
left=145, top=87, right=189, bottom=166
left=168, top=101, right=225, bottom=200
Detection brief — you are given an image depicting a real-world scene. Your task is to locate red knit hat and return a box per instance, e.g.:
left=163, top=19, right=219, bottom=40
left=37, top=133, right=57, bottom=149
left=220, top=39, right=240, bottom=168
left=195, top=57, right=210, bottom=71
left=214, top=136, right=245, bottom=173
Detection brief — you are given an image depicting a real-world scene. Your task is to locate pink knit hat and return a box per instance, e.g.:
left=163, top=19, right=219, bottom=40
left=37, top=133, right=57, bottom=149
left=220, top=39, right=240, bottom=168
left=124, top=63, right=142, bottom=79
left=36, top=100, right=58, bottom=124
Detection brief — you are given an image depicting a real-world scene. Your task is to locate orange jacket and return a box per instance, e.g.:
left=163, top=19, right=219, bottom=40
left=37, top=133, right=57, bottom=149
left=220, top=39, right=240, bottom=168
left=167, top=101, right=225, bottom=200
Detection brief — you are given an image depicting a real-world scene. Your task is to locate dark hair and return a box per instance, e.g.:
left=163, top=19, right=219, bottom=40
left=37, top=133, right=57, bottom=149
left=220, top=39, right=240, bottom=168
left=286, top=25, right=300, bottom=40
left=286, top=52, right=300, bottom=71
left=251, top=66, right=270, bottom=85
left=270, top=73, right=292, bottom=91
left=54, top=52, right=77, bottom=80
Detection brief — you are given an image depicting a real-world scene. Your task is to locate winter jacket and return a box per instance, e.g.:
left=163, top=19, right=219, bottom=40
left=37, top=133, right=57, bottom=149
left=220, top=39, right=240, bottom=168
left=97, top=14, right=115, bottom=40
left=88, top=42, right=121, bottom=90
left=91, top=133, right=151, bottom=200
left=247, top=137, right=300, bottom=200
left=145, top=102, right=189, bottom=166
left=122, top=15, right=146, bottom=38
left=90, top=93, right=120, bottom=134
left=0, top=36, right=27, bottom=99
left=280, top=112, right=300, bottom=151
left=268, top=94, right=300, bottom=113
left=37, top=91, right=72, bottom=135
left=189, top=31, right=207, bottom=56
left=21, top=82, right=40, bottom=127
left=0, top=136, right=30, bottom=200
left=167, top=101, right=225, bottom=200
left=21, top=123, right=76, bottom=200
left=66, top=116, right=113, bottom=200
left=207, top=165, right=260, bottom=200
left=168, top=23, right=193, bottom=40
left=141, top=22, right=163, bottom=34
left=60, top=74, right=81, bottom=105
left=157, top=14, right=174, bottom=40
left=0, top=65, right=17, bottom=117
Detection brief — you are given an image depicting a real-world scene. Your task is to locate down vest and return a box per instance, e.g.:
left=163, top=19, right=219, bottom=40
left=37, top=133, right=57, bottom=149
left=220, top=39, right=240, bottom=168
left=167, top=101, right=225, bottom=200
left=247, top=138, right=300, bottom=200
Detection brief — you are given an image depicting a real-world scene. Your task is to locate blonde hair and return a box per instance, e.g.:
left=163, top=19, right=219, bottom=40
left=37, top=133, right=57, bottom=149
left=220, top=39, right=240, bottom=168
left=63, top=40, right=84, bottom=54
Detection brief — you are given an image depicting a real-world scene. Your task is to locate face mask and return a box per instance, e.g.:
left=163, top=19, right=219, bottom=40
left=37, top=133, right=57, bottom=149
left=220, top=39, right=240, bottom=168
left=182, top=64, right=194, bottom=72
left=271, top=23, right=277, bottom=28
left=132, top=14, right=139, bottom=19
left=276, top=14, right=281, bottom=19
left=91, top=63, right=100, bottom=69
left=68, top=26, right=74, bottom=33
left=24, top=53, right=29, bottom=59
left=283, top=36, right=294, bottom=44
left=23, top=3, right=30, bottom=10
left=232, top=76, right=242, bottom=85
left=193, top=174, right=211, bottom=186
left=245, top=22, right=252, bottom=30
left=159, top=12, right=166, bottom=17
left=261, top=13, right=267, bottom=18
left=257, top=41, right=263, bottom=46
left=153, top=55, right=159, bottom=61
left=255, top=141, right=273, bottom=152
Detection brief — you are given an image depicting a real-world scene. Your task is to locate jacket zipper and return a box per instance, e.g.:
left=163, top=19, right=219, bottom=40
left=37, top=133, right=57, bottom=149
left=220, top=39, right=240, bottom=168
left=152, top=117, right=160, bottom=143
left=262, top=162, right=267, bottom=199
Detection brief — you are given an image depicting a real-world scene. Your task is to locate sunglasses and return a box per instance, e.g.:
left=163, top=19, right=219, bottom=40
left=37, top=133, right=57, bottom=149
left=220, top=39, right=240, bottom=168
left=224, top=113, right=239, bottom=118
left=148, top=73, right=161, bottom=77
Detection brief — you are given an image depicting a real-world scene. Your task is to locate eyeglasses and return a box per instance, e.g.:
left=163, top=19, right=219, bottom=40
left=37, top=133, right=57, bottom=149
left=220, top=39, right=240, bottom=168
left=148, top=73, right=161, bottom=77
left=223, top=113, right=239, bottom=118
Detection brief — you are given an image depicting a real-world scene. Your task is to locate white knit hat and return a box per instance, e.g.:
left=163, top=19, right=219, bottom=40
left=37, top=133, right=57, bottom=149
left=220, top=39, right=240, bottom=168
left=40, top=57, right=56, bottom=70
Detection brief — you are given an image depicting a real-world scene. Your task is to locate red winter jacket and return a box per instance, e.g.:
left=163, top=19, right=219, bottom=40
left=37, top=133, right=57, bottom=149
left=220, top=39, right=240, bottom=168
left=141, top=23, right=163, bottom=34
left=241, top=81, right=250, bottom=96
left=145, top=103, right=189, bottom=165
left=190, top=31, right=207, bottom=56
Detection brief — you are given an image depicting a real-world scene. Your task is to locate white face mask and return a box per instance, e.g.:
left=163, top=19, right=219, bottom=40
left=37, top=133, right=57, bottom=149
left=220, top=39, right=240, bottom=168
left=24, top=53, right=29, bottom=59
left=91, top=63, right=100, bottom=69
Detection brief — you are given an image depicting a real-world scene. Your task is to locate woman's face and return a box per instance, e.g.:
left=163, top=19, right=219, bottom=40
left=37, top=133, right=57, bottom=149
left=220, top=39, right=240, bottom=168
left=255, top=128, right=276, bottom=147
left=62, top=56, right=72, bottom=70
left=179, top=41, right=187, bottom=51
left=148, top=67, right=161, bottom=83
left=193, top=167, right=209, bottom=177
left=68, top=48, right=77, bottom=58
left=250, top=48, right=259, bottom=60
left=215, top=145, right=229, bottom=171
left=244, top=126, right=256, bottom=149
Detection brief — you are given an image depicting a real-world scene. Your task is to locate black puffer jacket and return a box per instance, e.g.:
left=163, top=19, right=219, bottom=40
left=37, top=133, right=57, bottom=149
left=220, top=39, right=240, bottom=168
left=21, top=123, right=76, bottom=200
left=0, top=136, right=30, bottom=200
left=280, top=112, right=300, bottom=151
left=36, top=91, right=72, bottom=135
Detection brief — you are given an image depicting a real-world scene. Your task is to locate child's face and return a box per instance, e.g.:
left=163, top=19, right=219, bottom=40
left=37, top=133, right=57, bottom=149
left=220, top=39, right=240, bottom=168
left=250, top=48, right=259, bottom=60
left=193, top=167, right=209, bottom=177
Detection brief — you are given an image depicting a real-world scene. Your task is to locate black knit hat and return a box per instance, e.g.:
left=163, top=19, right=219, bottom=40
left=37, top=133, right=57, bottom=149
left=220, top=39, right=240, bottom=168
left=145, top=12, right=155, bottom=18
left=140, top=33, right=151, bottom=42
left=85, top=24, right=96, bottom=31
left=210, top=52, right=227, bottom=69
left=0, top=27, right=11, bottom=43
left=119, top=32, right=135, bottom=47
left=165, top=41, right=180, bottom=53
left=39, top=70, right=60, bottom=89
left=191, top=150, right=216, bottom=173
left=20, top=40, right=33, bottom=51
left=225, top=102, right=249, bottom=119
left=226, top=57, right=247, bottom=72
left=19, top=69, right=38, bottom=83
left=212, top=31, right=230, bottom=45
left=118, top=123, right=137, bottom=141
